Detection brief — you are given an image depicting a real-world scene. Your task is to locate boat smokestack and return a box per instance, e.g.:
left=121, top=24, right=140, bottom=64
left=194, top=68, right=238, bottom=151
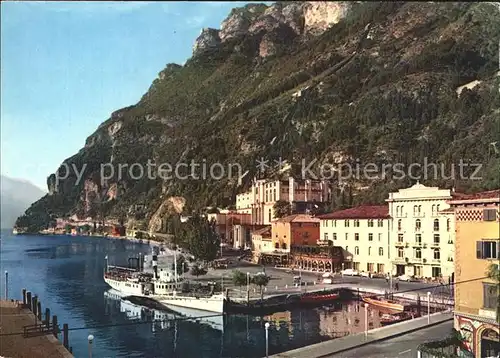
left=152, top=254, right=158, bottom=279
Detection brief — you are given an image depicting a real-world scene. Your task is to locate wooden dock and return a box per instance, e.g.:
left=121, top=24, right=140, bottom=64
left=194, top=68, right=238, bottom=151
left=0, top=298, right=73, bottom=358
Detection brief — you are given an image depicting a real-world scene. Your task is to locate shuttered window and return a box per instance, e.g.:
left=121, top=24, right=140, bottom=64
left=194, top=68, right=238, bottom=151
left=476, top=240, right=499, bottom=259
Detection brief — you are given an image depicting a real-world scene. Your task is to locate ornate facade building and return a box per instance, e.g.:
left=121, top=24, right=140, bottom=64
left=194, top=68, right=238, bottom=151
left=449, top=190, right=499, bottom=357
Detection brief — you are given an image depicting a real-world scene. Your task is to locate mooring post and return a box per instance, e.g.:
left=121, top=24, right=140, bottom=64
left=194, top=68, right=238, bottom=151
left=37, top=301, right=42, bottom=321
left=63, top=323, right=69, bottom=349
left=26, top=291, right=32, bottom=310
left=32, top=295, right=38, bottom=315
left=45, top=308, right=51, bottom=327
left=4, top=271, right=8, bottom=299
left=22, top=289, right=27, bottom=305
left=52, top=315, right=58, bottom=338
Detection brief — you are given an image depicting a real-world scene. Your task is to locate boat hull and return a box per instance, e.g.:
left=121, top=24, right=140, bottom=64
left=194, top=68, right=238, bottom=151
left=361, top=296, right=405, bottom=312
left=104, top=276, right=144, bottom=296
left=300, top=293, right=340, bottom=304
left=154, top=295, right=224, bottom=314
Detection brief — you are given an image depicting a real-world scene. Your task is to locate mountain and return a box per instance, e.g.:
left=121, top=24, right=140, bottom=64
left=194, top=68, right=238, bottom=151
left=16, top=1, right=500, bottom=233
left=1, top=175, right=45, bottom=229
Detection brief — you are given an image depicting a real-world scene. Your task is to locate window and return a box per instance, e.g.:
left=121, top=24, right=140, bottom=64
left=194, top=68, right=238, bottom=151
left=378, top=233, right=382, bottom=242
left=265, top=192, right=268, bottom=202
left=396, top=206, right=400, bottom=217
left=355, top=246, right=359, bottom=255
left=398, top=247, right=404, bottom=258
left=415, top=219, right=421, bottom=231
left=398, top=234, right=404, bottom=243
left=345, top=220, right=350, bottom=227
left=346, top=246, right=349, bottom=252
left=354, top=220, right=360, bottom=227
left=333, top=233, right=337, bottom=240
left=397, top=219, right=402, bottom=231
left=418, top=205, right=422, bottom=214
left=345, top=233, right=348, bottom=240
left=368, top=233, right=373, bottom=241
left=433, top=234, right=440, bottom=245
left=483, top=283, right=499, bottom=309
left=415, top=234, right=422, bottom=244
left=275, top=243, right=279, bottom=249
left=433, top=249, right=440, bottom=260
left=355, top=233, right=359, bottom=241
left=377, top=219, right=383, bottom=227
left=436, top=205, right=440, bottom=213
left=446, top=218, right=451, bottom=232
left=414, top=248, right=422, bottom=259
left=368, top=247, right=372, bottom=255
left=432, top=204, right=436, bottom=214
left=268, top=209, right=272, bottom=222
left=484, top=209, right=497, bottom=221
left=324, top=233, right=329, bottom=241
left=333, top=220, right=337, bottom=227
left=281, top=243, right=287, bottom=250
left=432, top=267, right=441, bottom=278
left=413, top=205, right=418, bottom=215
left=368, top=219, right=374, bottom=227
left=434, top=219, right=439, bottom=231
left=477, top=241, right=499, bottom=259
left=379, top=247, right=384, bottom=256
left=273, top=189, right=276, bottom=201
left=324, top=220, right=328, bottom=227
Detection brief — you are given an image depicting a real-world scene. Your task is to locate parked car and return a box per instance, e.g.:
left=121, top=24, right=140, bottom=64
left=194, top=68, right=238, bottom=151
left=341, top=268, right=359, bottom=276
left=397, top=274, right=414, bottom=282
left=359, top=271, right=371, bottom=278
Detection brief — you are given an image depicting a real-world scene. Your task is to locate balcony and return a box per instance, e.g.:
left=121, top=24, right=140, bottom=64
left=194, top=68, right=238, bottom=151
left=413, top=242, right=423, bottom=247
left=430, top=242, right=440, bottom=248
left=432, top=258, right=441, bottom=264
left=395, top=241, right=405, bottom=247
left=479, top=309, right=497, bottom=321
left=404, top=242, right=410, bottom=248
left=410, top=257, right=423, bottom=264
left=393, top=257, right=406, bottom=264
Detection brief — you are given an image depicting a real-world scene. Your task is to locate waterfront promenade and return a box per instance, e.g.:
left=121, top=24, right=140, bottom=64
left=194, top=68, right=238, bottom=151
left=0, top=300, right=73, bottom=358
left=270, top=311, right=453, bottom=358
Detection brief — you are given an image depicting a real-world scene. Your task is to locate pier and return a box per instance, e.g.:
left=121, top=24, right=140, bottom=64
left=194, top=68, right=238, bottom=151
left=0, top=288, right=73, bottom=358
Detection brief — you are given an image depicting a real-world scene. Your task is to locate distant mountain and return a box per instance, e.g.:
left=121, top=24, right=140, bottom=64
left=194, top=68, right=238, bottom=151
left=0, top=175, right=45, bottom=228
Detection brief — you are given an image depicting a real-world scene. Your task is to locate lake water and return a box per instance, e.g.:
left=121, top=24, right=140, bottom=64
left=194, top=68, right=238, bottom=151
left=0, top=232, right=386, bottom=357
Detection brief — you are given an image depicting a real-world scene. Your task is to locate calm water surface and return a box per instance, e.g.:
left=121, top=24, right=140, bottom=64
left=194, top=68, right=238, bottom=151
left=0, top=232, right=384, bottom=357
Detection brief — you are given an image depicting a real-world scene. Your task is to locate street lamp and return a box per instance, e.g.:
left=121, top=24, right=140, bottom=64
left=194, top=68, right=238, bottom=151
left=264, top=322, right=270, bottom=358
left=246, top=272, right=251, bottom=304
left=88, top=334, right=94, bottom=358
left=427, top=292, right=431, bottom=323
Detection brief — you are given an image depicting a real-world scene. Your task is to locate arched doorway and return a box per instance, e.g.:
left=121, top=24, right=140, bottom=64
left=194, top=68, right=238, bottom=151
left=480, top=328, right=500, bottom=358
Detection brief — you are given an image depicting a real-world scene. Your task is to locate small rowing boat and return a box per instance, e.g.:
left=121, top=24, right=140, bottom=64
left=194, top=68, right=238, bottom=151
left=361, top=296, right=407, bottom=312
left=300, top=292, right=340, bottom=303
left=379, top=312, right=413, bottom=326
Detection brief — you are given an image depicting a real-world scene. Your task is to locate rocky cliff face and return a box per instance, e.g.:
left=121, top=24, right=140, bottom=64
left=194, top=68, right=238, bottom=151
left=17, top=2, right=500, bottom=233
left=193, top=1, right=351, bottom=57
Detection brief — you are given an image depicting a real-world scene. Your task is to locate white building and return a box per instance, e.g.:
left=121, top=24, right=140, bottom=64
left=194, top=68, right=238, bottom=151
left=236, top=177, right=329, bottom=225
left=386, top=182, right=455, bottom=279
left=318, top=205, right=392, bottom=275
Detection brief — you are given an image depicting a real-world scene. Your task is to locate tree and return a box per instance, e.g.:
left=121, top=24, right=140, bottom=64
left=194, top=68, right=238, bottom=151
left=135, top=231, right=144, bottom=240
left=172, top=255, right=189, bottom=276
left=252, top=273, right=270, bottom=300
left=232, top=270, right=247, bottom=289
left=64, top=224, right=72, bottom=233
left=273, top=200, right=292, bottom=218
left=180, top=214, right=220, bottom=262
left=190, top=264, right=207, bottom=277
left=486, top=263, right=500, bottom=323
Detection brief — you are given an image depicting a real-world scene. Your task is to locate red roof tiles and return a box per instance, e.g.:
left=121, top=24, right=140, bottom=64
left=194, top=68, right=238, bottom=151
left=252, top=226, right=271, bottom=237
left=450, top=190, right=500, bottom=201
left=274, top=214, right=320, bottom=223
left=317, top=205, right=390, bottom=220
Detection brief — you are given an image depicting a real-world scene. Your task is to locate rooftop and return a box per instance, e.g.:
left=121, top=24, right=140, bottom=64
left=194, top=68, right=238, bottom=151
left=252, top=226, right=272, bottom=237
left=450, top=190, right=500, bottom=201
left=273, top=214, right=320, bottom=223
left=317, top=205, right=390, bottom=220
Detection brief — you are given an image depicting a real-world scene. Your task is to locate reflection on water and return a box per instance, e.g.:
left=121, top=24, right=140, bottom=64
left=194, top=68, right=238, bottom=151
left=1, top=232, right=392, bottom=357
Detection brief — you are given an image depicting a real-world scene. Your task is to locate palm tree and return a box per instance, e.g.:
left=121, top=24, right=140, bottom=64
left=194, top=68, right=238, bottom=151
left=486, top=263, right=500, bottom=322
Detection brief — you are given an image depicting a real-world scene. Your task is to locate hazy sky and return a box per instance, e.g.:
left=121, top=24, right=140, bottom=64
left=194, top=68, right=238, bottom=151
left=1, top=1, right=265, bottom=190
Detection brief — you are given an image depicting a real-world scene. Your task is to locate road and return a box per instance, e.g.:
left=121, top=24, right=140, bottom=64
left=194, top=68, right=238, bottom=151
left=327, top=320, right=453, bottom=358
left=186, top=261, right=450, bottom=300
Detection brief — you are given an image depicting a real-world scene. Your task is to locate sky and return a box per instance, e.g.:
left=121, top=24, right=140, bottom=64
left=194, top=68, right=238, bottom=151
left=1, top=1, right=268, bottom=190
